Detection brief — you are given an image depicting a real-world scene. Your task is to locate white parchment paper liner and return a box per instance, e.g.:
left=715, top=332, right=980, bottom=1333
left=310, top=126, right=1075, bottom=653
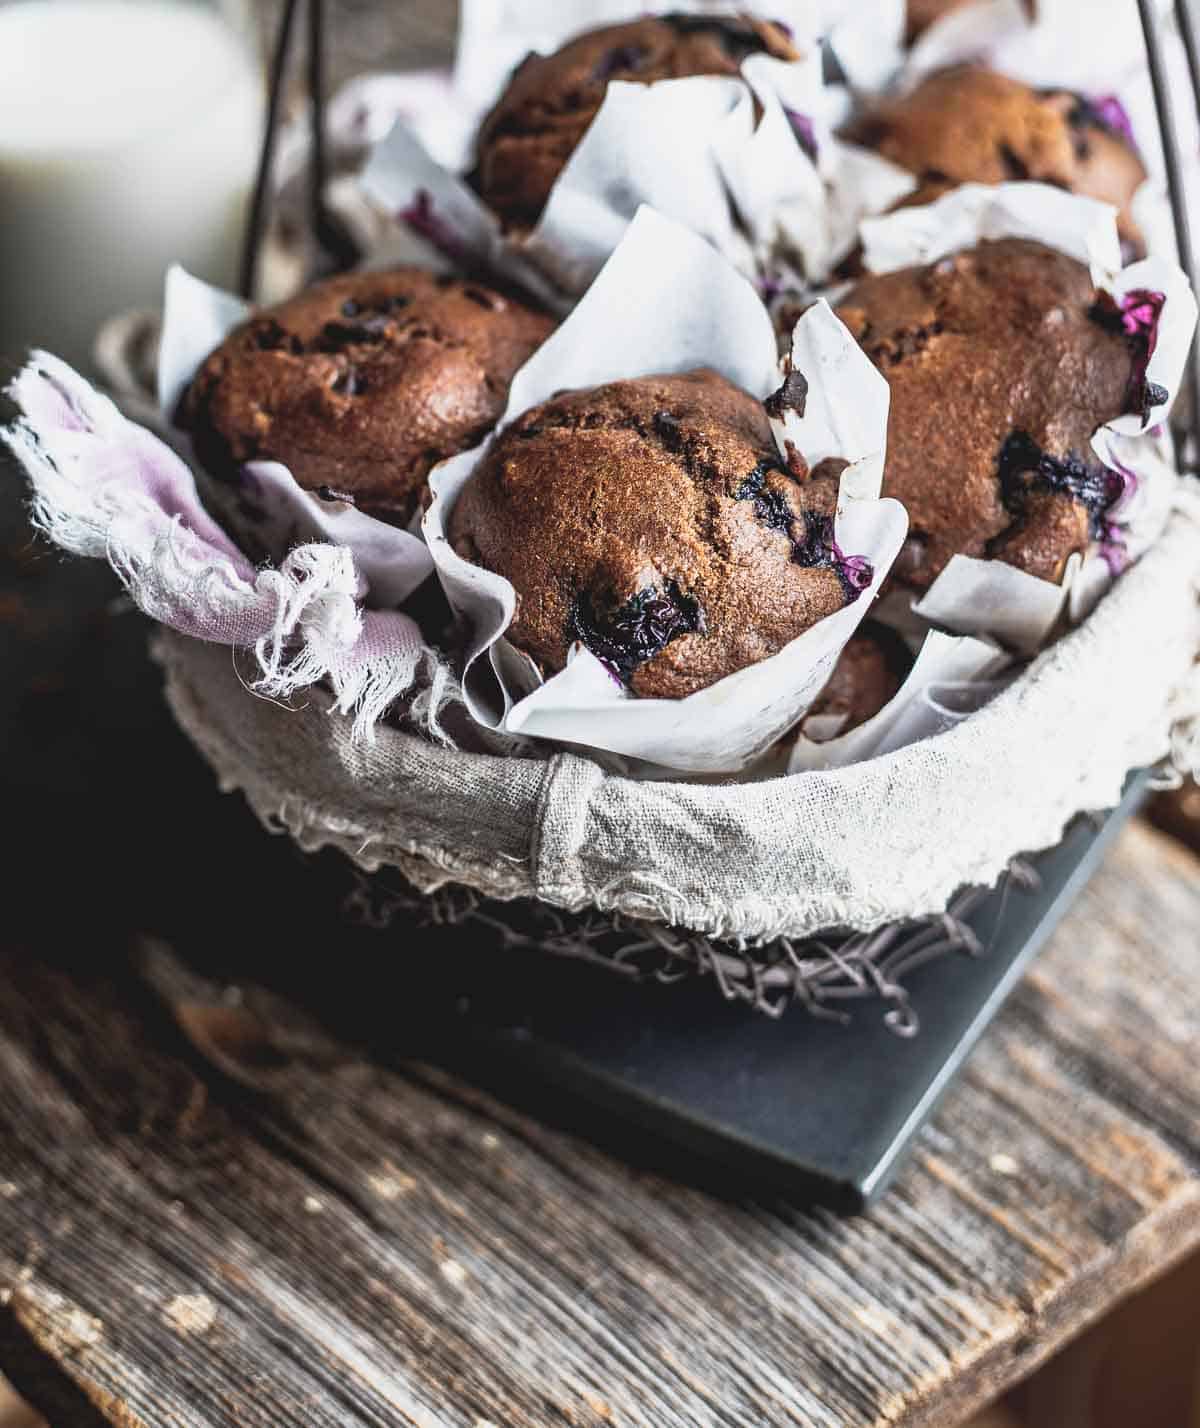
left=451, top=0, right=907, bottom=102
left=788, top=629, right=1012, bottom=771
left=157, top=265, right=433, bottom=610
left=360, top=2, right=866, bottom=302
left=422, top=207, right=908, bottom=774
left=857, top=182, right=1197, bottom=652
left=449, top=0, right=914, bottom=282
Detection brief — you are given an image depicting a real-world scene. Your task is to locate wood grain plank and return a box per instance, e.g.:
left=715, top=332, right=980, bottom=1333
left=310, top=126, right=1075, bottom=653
left=0, top=821, right=1197, bottom=1428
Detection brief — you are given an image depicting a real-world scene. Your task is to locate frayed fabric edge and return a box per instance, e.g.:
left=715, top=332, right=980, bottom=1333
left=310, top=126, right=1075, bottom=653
left=3, top=353, right=437, bottom=742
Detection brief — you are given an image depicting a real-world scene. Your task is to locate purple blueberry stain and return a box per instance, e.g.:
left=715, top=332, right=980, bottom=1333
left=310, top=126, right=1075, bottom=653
left=736, top=463, right=873, bottom=600
left=785, top=108, right=819, bottom=164
left=1123, top=288, right=1168, bottom=421
left=1086, top=94, right=1138, bottom=149
left=1096, top=454, right=1141, bottom=575
left=1091, top=287, right=1168, bottom=422
left=400, top=189, right=470, bottom=266
left=570, top=580, right=706, bottom=685
left=1121, top=288, right=1165, bottom=344
left=998, top=430, right=1141, bottom=570
left=758, top=269, right=784, bottom=304
left=593, top=42, right=649, bottom=81
left=826, top=527, right=874, bottom=594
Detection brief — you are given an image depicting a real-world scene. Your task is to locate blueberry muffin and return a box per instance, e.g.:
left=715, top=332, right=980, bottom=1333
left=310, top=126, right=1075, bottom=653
left=835, top=237, right=1154, bottom=591
left=449, top=369, right=869, bottom=699
left=181, top=269, right=555, bottom=525
left=471, top=14, right=799, bottom=231
left=802, top=624, right=911, bottom=738
left=841, top=66, right=1148, bottom=254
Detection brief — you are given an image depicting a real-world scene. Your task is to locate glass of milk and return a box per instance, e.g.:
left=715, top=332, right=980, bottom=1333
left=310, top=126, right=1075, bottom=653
left=0, top=0, right=263, bottom=371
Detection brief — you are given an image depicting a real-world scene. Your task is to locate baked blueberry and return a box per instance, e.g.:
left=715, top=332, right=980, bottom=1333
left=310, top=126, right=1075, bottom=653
left=449, top=369, right=869, bottom=698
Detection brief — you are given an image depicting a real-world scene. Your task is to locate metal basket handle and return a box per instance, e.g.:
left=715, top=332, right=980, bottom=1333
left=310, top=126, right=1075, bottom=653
left=238, top=0, right=342, bottom=300
left=1138, top=0, right=1200, bottom=448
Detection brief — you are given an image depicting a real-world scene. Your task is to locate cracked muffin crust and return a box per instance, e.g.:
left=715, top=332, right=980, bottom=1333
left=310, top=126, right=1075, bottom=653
left=803, top=624, right=912, bottom=738
left=470, top=13, right=798, bottom=231
left=180, top=269, right=555, bottom=525
left=449, top=369, right=865, bottom=699
left=841, top=66, right=1148, bottom=254
left=835, top=237, right=1150, bottom=591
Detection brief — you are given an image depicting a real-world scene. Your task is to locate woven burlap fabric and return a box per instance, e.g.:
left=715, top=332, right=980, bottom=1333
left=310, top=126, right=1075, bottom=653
left=155, top=502, right=1200, bottom=945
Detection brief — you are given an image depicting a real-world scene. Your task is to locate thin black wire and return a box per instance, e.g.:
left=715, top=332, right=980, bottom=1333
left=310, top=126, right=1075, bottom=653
left=239, top=0, right=302, bottom=300
left=305, top=0, right=357, bottom=274
left=1140, top=0, right=1200, bottom=448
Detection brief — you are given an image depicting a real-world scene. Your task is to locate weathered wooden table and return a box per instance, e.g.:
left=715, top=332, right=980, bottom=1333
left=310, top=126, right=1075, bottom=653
left=3, top=5, right=1200, bottom=1423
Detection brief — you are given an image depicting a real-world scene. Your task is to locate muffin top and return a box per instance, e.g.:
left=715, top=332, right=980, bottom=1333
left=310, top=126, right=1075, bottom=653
left=449, top=368, right=863, bottom=699
left=841, top=66, right=1148, bottom=254
left=835, top=237, right=1147, bottom=591
left=904, top=0, right=975, bottom=43
left=803, top=624, right=911, bottom=738
left=471, top=14, right=798, bottom=231
left=180, top=269, right=555, bottom=525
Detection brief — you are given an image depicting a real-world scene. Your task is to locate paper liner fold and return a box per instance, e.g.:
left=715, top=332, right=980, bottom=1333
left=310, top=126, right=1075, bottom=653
left=788, top=629, right=1013, bottom=771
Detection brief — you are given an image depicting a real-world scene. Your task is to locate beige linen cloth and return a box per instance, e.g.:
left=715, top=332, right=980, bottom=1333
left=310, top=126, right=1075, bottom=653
left=157, top=501, right=1200, bottom=946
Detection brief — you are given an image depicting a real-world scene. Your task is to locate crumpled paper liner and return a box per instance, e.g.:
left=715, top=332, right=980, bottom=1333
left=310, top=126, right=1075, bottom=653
left=856, top=181, right=1198, bottom=652
left=788, top=628, right=1012, bottom=770
left=422, top=206, right=908, bottom=774
left=359, top=1, right=921, bottom=300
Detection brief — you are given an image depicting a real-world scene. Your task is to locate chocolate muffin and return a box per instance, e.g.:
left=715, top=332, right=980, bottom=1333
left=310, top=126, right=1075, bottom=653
left=841, top=66, right=1148, bottom=254
left=181, top=269, right=555, bottom=525
left=471, top=14, right=798, bottom=231
left=835, top=237, right=1152, bottom=591
left=803, top=624, right=911, bottom=738
left=449, top=369, right=869, bottom=699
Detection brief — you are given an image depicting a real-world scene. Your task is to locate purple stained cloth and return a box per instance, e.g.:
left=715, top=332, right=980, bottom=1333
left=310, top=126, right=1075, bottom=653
left=2, top=353, right=429, bottom=738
